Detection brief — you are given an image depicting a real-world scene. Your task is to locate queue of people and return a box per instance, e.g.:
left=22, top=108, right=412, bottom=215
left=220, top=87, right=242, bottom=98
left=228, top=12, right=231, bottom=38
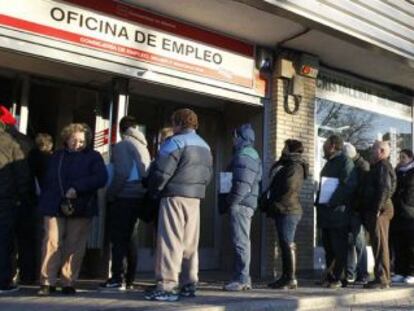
left=1, top=104, right=414, bottom=301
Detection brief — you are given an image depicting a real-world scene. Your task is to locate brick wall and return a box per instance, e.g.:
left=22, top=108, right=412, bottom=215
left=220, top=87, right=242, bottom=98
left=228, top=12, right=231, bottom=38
left=263, top=56, right=317, bottom=277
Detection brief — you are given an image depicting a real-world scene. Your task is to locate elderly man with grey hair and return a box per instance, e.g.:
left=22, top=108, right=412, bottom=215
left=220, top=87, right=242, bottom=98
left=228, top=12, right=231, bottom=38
left=362, top=140, right=396, bottom=289
left=343, top=143, right=369, bottom=285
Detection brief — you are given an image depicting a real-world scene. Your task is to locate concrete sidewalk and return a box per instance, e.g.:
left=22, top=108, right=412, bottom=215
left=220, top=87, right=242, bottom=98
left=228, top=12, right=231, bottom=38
left=1, top=280, right=414, bottom=311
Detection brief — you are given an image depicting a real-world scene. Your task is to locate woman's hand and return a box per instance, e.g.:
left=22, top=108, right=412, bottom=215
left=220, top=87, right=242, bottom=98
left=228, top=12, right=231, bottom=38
left=65, top=187, right=77, bottom=199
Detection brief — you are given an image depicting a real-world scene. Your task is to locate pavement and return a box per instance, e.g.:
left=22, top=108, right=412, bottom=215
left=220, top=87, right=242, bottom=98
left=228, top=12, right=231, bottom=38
left=1, top=278, right=414, bottom=311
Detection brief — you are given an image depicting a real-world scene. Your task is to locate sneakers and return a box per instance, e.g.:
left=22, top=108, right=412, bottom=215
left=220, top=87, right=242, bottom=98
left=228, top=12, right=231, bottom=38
left=144, top=289, right=180, bottom=302
left=0, top=285, right=20, bottom=294
left=180, top=283, right=196, bottom=297
left=391, top=274, right=405, bottom=283
left=61, top=286, right=76, bottom=295
left=37, top=285, right=56, bottom=296
left=404, top=275, right=414, bottom=284
left=223, top=281, right=252, bottom=291
left=355, top=276, right=369, bottom=285
left=99, top=279, right=126, bottom=291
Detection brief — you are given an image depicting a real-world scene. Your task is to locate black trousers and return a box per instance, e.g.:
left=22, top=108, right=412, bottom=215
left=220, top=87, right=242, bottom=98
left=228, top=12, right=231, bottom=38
left=109, top=198, right=141, bottom=283
left=0, top=204, right=16, bottom=287
left=13, top=203, right=39, bottom=283
left=390, top=228, right=414, bottom=276
left=321, top=227, right=348, bottom=281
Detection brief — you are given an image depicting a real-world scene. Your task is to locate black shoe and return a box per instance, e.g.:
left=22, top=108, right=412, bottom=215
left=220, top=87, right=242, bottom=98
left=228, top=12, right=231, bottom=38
left=99, top=279, right=125, bottom=291
left=269, top=278, right=297, bottom=290
left=180, top=283, right=196, bottom=297
left=61, top=286, right=76, bottom=295
left=363, top=280, right=389, bottom=289
left=355, top=276, right=369, bottom=285
left=125, top=282, right=134, bottom=290
left=268, top=276, right=286, bottom=288
left=0, top=285, right=20, bottom=294
left=37, top=285, right=56, bottom=296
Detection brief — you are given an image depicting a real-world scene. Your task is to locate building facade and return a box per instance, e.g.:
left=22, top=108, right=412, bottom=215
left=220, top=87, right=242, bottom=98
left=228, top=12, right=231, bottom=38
left=0, top=0, right=413, bottom=279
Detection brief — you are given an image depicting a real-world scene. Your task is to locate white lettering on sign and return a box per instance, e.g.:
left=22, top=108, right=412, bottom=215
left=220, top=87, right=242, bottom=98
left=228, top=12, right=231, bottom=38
left=0, top=0, right=255, bottom=88
left=316, top=75, right=412, bottom=121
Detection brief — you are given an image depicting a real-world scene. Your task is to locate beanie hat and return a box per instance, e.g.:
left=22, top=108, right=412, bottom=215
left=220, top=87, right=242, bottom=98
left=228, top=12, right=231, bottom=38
left=343, top=142, right=357, bottom=159
left=0, top=105, right=16, bottom=126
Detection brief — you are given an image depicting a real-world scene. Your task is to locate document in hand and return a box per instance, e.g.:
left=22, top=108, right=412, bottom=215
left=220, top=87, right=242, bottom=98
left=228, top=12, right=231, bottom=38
left=220, top=172, right=233, bottom=193
left=318, top=177, right=339, bottom=204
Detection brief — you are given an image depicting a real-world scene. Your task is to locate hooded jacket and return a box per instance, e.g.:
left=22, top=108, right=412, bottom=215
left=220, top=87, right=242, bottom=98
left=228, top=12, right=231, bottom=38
left=226, top=124, right=262, bottom=210
left=107, top=127, right=151, bottom=199
left=267, top=152, right=309, bottom=216
left=148, top=128, right=213, bottom=199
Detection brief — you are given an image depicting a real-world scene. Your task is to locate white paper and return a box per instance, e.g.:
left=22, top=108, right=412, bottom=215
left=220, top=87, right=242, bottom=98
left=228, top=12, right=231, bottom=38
left=318, top=177, right=339, bottom=204
left=220, top=172, right=233, bottom=193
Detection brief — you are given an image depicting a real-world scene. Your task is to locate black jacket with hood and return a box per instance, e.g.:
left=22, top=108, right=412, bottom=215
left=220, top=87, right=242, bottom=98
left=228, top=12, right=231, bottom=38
left=267, top=152, right=309, bottom=216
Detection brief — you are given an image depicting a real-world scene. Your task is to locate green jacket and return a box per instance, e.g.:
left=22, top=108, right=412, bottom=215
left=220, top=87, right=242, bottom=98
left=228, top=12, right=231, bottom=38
left=316, top=152, right=357, bottom=228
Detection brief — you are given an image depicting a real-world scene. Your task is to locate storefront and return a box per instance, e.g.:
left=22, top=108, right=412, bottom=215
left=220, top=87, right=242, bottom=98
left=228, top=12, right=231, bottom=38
left=315, top=68, right=413, bottom=177
left=0, top=0, right=267, bottom=276
left=313, top=68, right=413, bottom=269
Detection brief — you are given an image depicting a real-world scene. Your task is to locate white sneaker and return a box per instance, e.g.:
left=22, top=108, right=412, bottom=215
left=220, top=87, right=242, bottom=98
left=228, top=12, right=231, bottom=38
left=404, top=275, right=414, bottom=284
left=223, top=281, right=252, bottom=291
left=391, top=274, right=405, bottom=283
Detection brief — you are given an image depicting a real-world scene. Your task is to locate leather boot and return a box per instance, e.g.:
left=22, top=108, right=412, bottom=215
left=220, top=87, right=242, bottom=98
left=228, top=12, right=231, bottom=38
left=271, top=243, right=298, bottom=289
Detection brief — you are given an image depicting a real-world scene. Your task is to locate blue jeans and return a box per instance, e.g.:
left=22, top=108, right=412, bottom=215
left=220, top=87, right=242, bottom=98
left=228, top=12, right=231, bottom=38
left=229, top=204, right=254, bottom=284
left=274, top=214, right=302, bottom=246
left=347, top=213, right=368, bottom=280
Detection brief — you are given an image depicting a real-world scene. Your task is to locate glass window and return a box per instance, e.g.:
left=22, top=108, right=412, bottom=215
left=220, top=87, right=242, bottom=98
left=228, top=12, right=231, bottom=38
left=316, top=98, right=412, bottom=167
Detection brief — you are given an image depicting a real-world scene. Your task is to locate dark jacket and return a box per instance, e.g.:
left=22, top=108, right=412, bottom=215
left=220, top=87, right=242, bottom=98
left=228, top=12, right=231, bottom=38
left=0, top=126, right=32, bottom=209
left=351, top=154, right=370, bottom=213
left=391, top=162, right=414, bottom=229
left=316, top=152, right=357, bottom=228
left=362, top=159, right=396, bottom=216
left=148, top=129, right=213, bottom=199
left=267, top=153, right=308, bottom=216
left=28, top=148, right=52, bottom=193
left=38, top=148, right=108, bottom=217
left=226, top=124, right=262, bottom=210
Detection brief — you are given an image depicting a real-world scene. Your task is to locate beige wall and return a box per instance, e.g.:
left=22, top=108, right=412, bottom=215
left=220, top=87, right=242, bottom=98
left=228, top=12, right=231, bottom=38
left=263, top=55, right=317, bottom=276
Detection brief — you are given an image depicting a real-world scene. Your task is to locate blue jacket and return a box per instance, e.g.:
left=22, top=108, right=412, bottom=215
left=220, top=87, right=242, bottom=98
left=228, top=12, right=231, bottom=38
left=148, top=129, right=213, bottom=199
left=38, top=148, right=108, bottom=217
left=227, top=124, right=262, bottom=210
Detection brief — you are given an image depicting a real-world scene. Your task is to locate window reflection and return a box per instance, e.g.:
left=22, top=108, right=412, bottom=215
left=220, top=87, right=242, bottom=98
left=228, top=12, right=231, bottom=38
left=316, top=98, right=412, bottom=167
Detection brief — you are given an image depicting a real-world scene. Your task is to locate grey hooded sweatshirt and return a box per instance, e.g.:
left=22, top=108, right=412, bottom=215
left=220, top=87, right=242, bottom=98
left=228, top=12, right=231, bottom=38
left=107, top=127, right=151, bottom=199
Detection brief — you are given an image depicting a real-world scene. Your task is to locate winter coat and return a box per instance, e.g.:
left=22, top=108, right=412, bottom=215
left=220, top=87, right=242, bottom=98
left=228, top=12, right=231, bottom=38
left=362, top=159, right=396, bottom=217
left=107, top=127, right=151, bottom=200
left=267, top=153, right=309, bottom=216
left=226, top=124, right=262, bottom=210
left=148, top=129, right=213, bottom=199
left=391, top=161, right=414, bottom=230
left=38, top=148, right=108, bottom=217
left=0, top=126, right=33, bottom=210
left=316, top=152, right=357, bottom=228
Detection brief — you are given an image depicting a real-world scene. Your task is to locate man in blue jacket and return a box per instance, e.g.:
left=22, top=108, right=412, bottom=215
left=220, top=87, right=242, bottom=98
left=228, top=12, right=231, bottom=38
left=224, top=123, right=262, bottom=291
left=145, top=108, right=213, bottom=302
